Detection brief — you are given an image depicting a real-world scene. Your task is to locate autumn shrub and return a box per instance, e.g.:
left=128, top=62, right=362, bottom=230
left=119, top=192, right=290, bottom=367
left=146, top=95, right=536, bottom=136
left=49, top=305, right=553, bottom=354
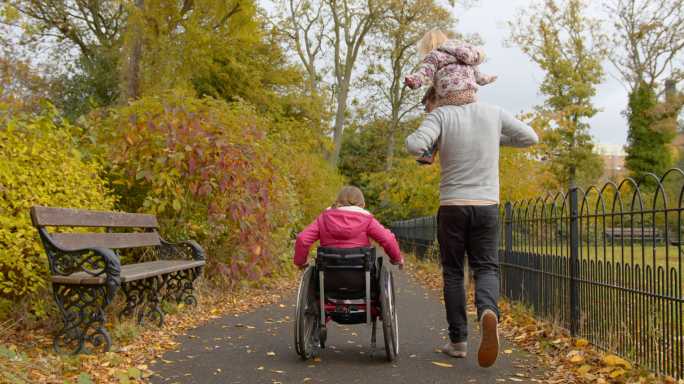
left=89, top=92, right=339, bottom=284
left=363, top=156, right=441, bottom=224
left=268, top=122, right=346, bottom=225
left=0, top=105, right=115, bottom=318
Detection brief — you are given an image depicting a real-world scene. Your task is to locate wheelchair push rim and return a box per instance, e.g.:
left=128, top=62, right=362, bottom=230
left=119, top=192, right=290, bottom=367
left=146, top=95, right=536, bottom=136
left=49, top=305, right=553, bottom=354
left=381, top=267, right=399, bottom=361
left=294, top=266, right=320, bottom=359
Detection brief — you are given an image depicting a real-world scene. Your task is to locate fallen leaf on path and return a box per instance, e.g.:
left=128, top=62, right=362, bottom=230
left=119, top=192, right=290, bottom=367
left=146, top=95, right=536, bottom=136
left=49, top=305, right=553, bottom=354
left=432, top=361, right=453, bottom=368
left=601, top=354, right=632, bottom=369
left=609, top=368, right=625, bottom=378
left=577, top=365, right=592, bottom=375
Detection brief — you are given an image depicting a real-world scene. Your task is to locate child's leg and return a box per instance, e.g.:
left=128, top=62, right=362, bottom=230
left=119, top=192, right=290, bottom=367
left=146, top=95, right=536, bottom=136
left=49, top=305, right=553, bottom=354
left=435, top=89, right=477, bottom=108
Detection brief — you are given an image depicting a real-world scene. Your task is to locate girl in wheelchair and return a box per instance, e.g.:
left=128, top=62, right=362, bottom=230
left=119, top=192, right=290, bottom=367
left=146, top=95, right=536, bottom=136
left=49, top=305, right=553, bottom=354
left=294, top=186, right=403, bottom=268
left=293, top=186, right=403, bottom=361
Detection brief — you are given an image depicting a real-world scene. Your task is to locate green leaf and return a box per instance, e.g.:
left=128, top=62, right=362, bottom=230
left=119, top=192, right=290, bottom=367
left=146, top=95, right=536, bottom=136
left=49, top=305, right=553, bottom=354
left=172, top=199, right=181, bottom=211
left=127, top=367, right=142, bottom=379
left=0, top=345, right=17, bottom=359
left=115, top=371, right=129, bottom=384
left=77, top=373, right=94, bottom=384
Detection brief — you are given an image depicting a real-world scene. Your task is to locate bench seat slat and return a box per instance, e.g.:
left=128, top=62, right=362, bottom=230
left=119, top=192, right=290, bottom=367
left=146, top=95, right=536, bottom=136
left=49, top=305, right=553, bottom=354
left=51, top=260, right=206, bottom=285
left=31, top=206, right=158, bottom=228
left=50, top=232, right=161, bottom=251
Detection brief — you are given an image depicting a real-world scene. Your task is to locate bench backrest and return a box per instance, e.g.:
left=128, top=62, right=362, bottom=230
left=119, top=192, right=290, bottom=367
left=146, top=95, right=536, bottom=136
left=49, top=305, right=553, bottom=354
left=31, top=206, right=161, bottom=251
left=605, top=227, right=659, bottom=236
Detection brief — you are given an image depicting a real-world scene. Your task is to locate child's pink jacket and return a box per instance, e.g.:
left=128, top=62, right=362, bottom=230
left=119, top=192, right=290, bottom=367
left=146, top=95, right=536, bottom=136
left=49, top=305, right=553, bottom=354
left=294, top=206, right=403, bottom=267
left=405, top=40, right=496, bottom=99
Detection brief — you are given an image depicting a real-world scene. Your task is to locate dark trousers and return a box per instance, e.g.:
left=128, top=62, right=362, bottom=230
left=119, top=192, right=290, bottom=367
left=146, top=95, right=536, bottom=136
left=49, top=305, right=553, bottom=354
left=437, top=205, right=500, bottom=343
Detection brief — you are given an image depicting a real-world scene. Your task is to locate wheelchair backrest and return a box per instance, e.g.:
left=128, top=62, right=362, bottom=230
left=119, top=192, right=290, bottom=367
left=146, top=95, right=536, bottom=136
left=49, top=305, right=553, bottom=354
left=316, top=247, right=376, bottom=298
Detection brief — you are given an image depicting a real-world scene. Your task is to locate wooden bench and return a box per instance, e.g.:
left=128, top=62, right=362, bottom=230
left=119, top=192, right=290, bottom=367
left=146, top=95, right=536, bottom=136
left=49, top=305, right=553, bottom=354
left=605, top=227, right=662, bottom=243
left=31, top=206, right=206, bottom=354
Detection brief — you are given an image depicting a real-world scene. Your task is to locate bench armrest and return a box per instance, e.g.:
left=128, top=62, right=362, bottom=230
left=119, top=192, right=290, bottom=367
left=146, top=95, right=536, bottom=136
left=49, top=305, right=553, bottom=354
left=159, top=239, right=206, bottom=261
left=37, top=228, right=121, bottom=303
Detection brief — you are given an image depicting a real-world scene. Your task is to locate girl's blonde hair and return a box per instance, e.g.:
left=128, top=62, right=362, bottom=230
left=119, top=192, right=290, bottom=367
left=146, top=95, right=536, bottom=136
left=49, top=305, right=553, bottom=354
left=332, top=186, right=365, bottom=209
left=418, top=28, right=449, bottom=58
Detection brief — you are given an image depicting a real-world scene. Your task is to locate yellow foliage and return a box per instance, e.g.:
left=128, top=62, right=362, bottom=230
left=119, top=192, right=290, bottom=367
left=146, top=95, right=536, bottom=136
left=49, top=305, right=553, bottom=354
left=568, top=352, right=585, bottom=364
left=0, top=106, right=114, bottom=314
left=602, top=354, right=633, bottom=370
left=363, top=156, right=440, bottom=223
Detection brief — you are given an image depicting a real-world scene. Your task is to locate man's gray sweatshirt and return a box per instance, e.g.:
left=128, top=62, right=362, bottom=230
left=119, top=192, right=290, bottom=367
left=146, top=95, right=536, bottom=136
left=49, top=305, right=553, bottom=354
left=406, top=103, right=539, bottom=204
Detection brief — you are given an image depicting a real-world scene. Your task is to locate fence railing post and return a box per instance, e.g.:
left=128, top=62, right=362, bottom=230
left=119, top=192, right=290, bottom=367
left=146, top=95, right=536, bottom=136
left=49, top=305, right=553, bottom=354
left=505, top=202, right=513, bottom=259
left=569, top=186, right=580, bottom=336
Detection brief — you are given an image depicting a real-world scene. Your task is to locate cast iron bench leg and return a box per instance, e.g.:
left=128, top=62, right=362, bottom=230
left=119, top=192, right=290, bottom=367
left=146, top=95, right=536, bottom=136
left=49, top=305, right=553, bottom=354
left=119, top=281, right=146, bottom=321
left=139, top=277, right=164, bottom=327
left=52, top=283, right=112, bottom=354
left=160, top=268, right=201, bottom=307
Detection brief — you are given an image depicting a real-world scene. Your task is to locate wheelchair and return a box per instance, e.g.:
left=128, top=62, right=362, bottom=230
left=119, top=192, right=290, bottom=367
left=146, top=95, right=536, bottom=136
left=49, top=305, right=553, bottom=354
left=294, top=247, right=399, bottom=362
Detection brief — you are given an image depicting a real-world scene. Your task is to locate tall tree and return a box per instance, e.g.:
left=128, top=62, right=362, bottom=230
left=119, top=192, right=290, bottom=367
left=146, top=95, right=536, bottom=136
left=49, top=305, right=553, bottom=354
left=3, top=0, right=127, bottom=115
left=361, top=0, right=453, bottom=171
left=509, top=0, right=606, bottom=188
left=605, top=0, right=684, bottom=179
left=326, top=0, right=385, bottom=166
left=605, top=0, right=684, bottom=94
left=272, top=0, right=386, bottom=166
left=625, top=82, right=676, bottom=180
left=276, top=0, right=328, bottom=97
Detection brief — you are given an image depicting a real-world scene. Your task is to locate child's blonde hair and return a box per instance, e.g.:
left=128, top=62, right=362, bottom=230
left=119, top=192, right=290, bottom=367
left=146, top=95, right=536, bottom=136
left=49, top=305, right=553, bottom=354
left=418, top=28, right=449, bottom=58
left=332, top=186, right=365, bottom=209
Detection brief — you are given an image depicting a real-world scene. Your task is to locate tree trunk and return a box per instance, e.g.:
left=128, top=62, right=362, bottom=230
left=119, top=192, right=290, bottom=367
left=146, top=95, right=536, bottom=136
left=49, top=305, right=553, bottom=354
left=125, top=0, right=144, bottom=101
left=330, top=84, right=350, bottom=166
left=385, top=112, right=400, bottom=171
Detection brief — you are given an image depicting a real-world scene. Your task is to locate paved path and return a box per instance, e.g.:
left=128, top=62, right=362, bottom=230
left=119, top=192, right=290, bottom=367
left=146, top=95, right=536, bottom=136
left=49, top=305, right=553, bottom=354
left=151, top=267, right=541, bottom=383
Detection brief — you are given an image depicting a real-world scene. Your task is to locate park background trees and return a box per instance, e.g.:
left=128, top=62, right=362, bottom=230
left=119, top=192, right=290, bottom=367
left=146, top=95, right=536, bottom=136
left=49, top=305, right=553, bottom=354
left=0, top=0, right=682, bottom=321
left=605, top=0, right=684, bottom=181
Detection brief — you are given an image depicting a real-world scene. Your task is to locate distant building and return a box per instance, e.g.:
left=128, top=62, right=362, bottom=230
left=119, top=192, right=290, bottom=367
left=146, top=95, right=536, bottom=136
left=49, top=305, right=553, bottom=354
left=595, top=143, right=627, bottom=182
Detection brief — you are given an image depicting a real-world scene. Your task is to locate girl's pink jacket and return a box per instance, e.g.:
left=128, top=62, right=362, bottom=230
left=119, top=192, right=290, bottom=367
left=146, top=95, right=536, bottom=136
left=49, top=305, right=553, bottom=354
left=294, top=206, right=403, bottom=267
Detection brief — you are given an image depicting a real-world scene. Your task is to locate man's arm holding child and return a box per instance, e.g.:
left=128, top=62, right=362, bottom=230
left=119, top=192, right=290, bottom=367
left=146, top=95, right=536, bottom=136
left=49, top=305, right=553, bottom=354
left=500, top=109, right=539, bottom=148
left=406, top=111, right=441, bottom=156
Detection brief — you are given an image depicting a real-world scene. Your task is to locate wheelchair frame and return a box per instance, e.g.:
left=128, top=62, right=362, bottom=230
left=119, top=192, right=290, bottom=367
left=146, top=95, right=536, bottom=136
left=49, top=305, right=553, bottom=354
left=294, top=247, right=399, bottom=362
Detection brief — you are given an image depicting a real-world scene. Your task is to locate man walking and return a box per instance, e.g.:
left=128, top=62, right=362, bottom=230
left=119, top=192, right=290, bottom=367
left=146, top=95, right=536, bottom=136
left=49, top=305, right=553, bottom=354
left=406, top=87, right=538, bottom=367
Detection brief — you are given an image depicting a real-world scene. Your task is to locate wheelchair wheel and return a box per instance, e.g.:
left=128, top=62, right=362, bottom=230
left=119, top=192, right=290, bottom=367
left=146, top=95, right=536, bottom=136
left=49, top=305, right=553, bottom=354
left=380, top=266, right=399, bottom=361
left=294, top=266, right=320, bottom=360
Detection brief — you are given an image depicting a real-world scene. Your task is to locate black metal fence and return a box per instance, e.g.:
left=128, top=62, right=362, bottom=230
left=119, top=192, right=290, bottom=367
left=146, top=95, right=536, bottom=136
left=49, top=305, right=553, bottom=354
left=391, top=170, right=684, bottom=379
left=391, top=216, right=439, bottom=260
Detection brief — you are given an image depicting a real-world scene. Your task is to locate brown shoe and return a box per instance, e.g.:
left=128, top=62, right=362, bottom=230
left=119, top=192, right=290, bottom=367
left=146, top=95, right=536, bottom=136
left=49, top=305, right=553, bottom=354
left=441, top=341, right=467, bottom=358
left=477, top=309, right=499, bottom=367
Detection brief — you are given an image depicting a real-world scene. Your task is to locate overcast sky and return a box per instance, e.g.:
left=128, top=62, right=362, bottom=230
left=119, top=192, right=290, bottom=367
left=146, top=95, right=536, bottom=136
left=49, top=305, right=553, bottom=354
left=454, top=0, right=629, bottom=146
